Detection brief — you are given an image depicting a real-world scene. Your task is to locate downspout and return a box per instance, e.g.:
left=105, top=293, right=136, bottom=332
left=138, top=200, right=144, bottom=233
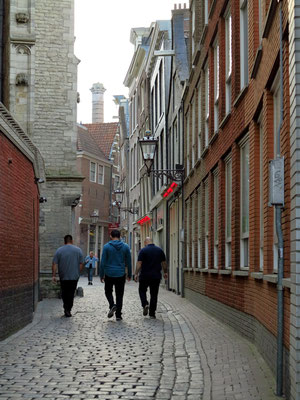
left=181, top=98, right=185, bottom=298
left=109, top=163, right=113, bottom=222
left=275, top=0, right=284, bottom=396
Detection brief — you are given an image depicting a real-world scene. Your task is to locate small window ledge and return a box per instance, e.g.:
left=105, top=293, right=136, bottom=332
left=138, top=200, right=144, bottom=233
left=208, top=268, right=219, bottom=274
left=282, top=278, right=291, bottom=289
left=200, top=268, right=208, bottom=273
left=219, top=113, right=231, bottom=130
left=200, top=25, right=208, bottom=45
left=233, top=270, right=249, bottom=277
left=194, top=158, right=201, bottom=169
left=219, top=269, right=231, bottom=275
left=183, top=268, right=193, bottom=272
left=201, top=146, right=209, bottom=158
left=251, top=272, right=263, bottom=280
left=233, top=85, right=248, bottom=108
left=209, top=131, right=218, bottom=146
left=189, top=167, right=195, bottom=177
left=263, top=274, right=278, bottom=284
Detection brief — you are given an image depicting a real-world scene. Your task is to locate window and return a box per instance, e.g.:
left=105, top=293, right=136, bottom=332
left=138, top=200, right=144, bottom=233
left=259, top=116, right=264, bottom=271
left=240, top=138, right=249, bottom=268
left=141, top=81, right=145, bottom=111
left=159, top=62, right=163, bottom=117
left=186, top=111, right=190, bottom=175
left=98, top=165, right=104, bottom=185
left=240, top=0, right=249, bottom=89
left=186, top=200, right=190, bottom=267
left=258, top=0, right=263, bottom=41
left=205, top=64, right=209, bottom=147
left=273, top=75, right=280, bottom=271
left=192, top=195, right=196, bottom=268
left=197, top=188, right=202, bottom=268
left=191, top=0, right=196, bottom=54
left=225, top=157, right=232, bottom=268
left=204, top=0, right=208, bottom=25
left=204, top=180, right=209, bottom=268
left=214, top=41, right=219, bottom=133
left=90, top=161, right=96, bottom=182
left=225, top=9, right=232, bottom=114
left=192, top=96, right=196, bottom=166
left=214, top=172, right=219, bottom=268
left=197, top=83, right=202, bottom=158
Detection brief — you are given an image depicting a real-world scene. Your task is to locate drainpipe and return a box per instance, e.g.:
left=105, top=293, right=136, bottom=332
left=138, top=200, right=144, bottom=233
left=180, top=99, right=185, bottom=298
left=275, top=0, right=284, bottom=396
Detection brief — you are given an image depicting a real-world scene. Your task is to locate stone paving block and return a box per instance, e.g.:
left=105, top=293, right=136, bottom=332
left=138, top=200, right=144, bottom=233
left=0, top=279, right=279, bottom=400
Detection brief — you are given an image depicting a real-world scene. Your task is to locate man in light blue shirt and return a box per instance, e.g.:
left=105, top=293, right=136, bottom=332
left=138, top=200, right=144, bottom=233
left=52, top=234, right=84, bottom=317
left=84, top=251, right=99, bottom=285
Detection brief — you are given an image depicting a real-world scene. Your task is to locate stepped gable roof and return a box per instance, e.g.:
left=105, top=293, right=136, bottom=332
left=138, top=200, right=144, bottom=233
left=84, top=122, right=118, bottom=159
left=77, top=125, right=107, bottom=160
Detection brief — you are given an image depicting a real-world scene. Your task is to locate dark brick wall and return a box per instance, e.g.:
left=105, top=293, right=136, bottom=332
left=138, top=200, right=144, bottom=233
left=0, top=131, right=39, bottom=340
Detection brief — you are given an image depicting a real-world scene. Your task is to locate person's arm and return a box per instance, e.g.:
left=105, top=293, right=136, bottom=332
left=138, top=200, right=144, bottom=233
left=79, top=263, right=84, bottom=272
left=161, top=260, right=168, bottom=280
left=52, top=262, right=57, bottom=283
left=126, top=246, right=132, bottom=281
left=99, top=248, right=106, bottom=282
left=134, top=261, right=142, bottom=282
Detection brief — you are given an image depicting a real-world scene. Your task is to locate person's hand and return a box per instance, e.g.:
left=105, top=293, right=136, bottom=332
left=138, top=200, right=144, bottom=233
left=127, top=277, right=131, bottom=282
left=52, top=276, right=57, bottom=284
left=100, top=278, right=105, bottom=283
left=163, top=273, right=168, bottom=280
left=134, top=275, right=138, bottom=282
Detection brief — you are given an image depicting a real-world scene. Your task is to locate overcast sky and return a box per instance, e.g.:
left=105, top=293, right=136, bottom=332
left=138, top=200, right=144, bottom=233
left=74, top=0, right=179, bottom=124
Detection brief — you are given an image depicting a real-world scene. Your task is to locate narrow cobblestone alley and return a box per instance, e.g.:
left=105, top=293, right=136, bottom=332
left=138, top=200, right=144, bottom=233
left=0, top=279, right=278, bottom=400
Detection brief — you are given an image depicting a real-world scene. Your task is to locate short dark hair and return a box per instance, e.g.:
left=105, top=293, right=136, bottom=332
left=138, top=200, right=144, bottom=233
left=110, top=229, right=120, bottom=239
left=64, top=234, right=73, bottom=244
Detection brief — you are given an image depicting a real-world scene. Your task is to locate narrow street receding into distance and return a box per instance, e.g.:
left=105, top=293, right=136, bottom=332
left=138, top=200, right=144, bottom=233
left=0, top=279, right=277, bottom=400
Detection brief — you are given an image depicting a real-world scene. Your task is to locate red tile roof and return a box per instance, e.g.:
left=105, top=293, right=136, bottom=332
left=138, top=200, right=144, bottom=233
left=77, top=125, right=107, bottom=160
left=84, top=122, right=118, bottom=159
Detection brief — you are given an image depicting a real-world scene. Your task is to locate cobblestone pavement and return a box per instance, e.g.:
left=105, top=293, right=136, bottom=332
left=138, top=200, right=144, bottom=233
left=0, top=278, right=277, bottom=400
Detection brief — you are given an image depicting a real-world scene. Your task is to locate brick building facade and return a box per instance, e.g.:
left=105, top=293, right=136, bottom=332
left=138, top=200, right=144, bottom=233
left=0, top=104, right=44, bottom=340
left=183, top=0, right=290, bottom=396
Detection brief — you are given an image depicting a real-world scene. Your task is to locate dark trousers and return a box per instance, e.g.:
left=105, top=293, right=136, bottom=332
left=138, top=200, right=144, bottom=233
left=139, top=278, right=160, bottom=316
left=60, top=280, right=78, bottom=312
left=88, top=267, right=94, bottom=282
left=104, top=275, right=126, bottom=318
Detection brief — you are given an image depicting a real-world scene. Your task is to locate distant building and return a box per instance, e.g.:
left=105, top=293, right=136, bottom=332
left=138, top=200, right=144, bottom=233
left=75, top=125, right=112, bottom=265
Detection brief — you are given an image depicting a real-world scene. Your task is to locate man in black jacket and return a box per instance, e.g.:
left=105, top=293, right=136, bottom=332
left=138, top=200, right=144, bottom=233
left=135, top=237, right=168, bottom=319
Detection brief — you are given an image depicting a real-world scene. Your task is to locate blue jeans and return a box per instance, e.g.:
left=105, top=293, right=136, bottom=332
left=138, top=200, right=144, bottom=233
left=87, top=267, right=94, bottom=282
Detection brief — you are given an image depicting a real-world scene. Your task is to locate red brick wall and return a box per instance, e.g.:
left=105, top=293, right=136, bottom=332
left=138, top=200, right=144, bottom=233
left=0, top=131, right=39, bottom=339
left=183, top=0, right=290, bottom=349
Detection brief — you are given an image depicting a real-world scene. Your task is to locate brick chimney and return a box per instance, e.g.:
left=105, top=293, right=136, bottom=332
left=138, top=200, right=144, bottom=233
left=90, top=82, right=106, bottom=123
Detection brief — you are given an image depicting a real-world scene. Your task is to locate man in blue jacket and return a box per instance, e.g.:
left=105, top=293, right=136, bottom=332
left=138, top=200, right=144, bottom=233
left=100, top=229, right=132, bottom=320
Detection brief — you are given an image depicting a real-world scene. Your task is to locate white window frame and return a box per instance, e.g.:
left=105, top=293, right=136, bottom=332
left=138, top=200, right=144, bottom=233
left=258, top=0, right=263, bottom=41
left=186, top=111, right=190, bottom=175
left=225, top=156, right=232, bottom=269
left=213, top=171, right=219, bottom=268
left=240, top=0, right=249, bottom=90
left=240, top=136, right=250, bottom=269
left=197, top=83, right=202, bottom=158
left=204, top=64, right=209, bottom=147
left=90, top=161, right=96, bottom=183
left=204, top=180, right=209, bottom=268
left=197, top=187, right=202, bottom=268
left=258, top=114, right=264, bottom=271
left=98, top=164, right=104, bottom=185
left=192, top=96, right=196, bottom=166
left=192, top=195, right=196, bottom=268
left=272, top=74, right=280, bottom=272
left=225, top=8, right=232, bottom=114
left=214, top=40, right=219, bottom=133
left=186, top=199, right=190, bottom=267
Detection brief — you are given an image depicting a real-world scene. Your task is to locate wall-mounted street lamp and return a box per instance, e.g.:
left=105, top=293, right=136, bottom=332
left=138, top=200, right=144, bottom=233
left=138, top=130, right=184, bottom=181
left=113, top=189, right=139, bottom=215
